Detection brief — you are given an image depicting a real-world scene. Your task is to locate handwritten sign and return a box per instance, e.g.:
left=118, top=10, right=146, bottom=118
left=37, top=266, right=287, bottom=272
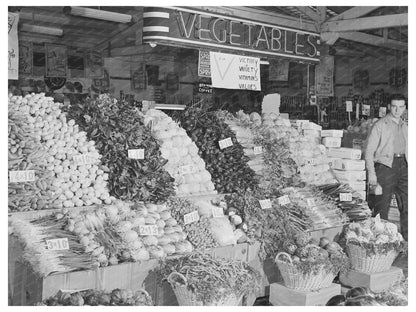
left=138, top=225, right=159, bottom=236
left=340, top=193, right=353, bottom=202
left=212, top=207, right=224, bottom=218
left=278, top=195, right=291, bottom=206
left=128, top=149, right=145, bottom=159
left=9, top=170, right=36, bottom=183
left=184, top=211, right=200, bottom=225
left=46, top=44, right=67, bottom=77
left=179, top=165, right=193, bottom=175
left=46, top=238, right=69, bottom=251
left=379, top=107, right=387, bottom=118
left=315, top=55, right=334, bottom=96
left=259, top=199, right=272, bottom=209
left=73, top=154, right=96, bottom=165
left=219, top=137, right=233, bottom=149
left=253, top=146, right=263, bottom=155
left=306, top=198, right=316, bottom=207
left=8, top=13, right=19, bottom=79
left=346, top=101, right=353, bottom=112
left=362, top=104, right=371, bottom=116
left=210, top=52, right=261, bottom=91
left=306, top=158, right=316, bottom=166
left=198, top=50, right=211, bottom=77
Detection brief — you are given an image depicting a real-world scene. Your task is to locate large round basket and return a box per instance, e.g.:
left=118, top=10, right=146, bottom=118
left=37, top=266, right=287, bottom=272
left=346, top=243, right=398, bottom=273
left=275, top=251, right=336, bottom=291
left=167, top=272, right=241, bottom=306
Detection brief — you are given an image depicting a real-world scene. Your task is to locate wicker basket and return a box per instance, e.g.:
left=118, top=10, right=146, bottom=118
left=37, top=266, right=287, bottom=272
left=167, top=272, right=241, bottom=306
left=346, top=243, right=398, bottom=273
left=135, top=288, right=154, bottom=306
left=275, top=250, right=336, bottom=291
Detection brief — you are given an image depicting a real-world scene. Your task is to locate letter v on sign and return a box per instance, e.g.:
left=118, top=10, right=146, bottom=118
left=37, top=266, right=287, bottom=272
left=213, top=54, right=235, bottom=80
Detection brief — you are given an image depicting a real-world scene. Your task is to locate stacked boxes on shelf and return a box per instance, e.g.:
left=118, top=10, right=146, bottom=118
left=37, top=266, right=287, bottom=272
left=301, top=121, right=322, bottom=145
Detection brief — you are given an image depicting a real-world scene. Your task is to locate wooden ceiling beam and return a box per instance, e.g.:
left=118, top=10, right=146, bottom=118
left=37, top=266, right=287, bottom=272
left=294, top=6, right=320, bottom=22
left=19, top=33, right=95, bottom=49
left=326, top=6, right=380, bottom=21
left=321, top=13, right=407, bottom=32
left=338, top=31, right=407, bottom=51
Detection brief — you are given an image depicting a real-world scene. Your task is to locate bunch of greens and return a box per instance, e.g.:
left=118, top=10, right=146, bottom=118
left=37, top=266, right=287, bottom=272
left=65, top=94, right=175, bottom=203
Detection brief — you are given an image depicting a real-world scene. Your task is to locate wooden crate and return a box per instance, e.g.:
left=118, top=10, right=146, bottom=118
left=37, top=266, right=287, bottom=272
left=269, top=282, right=341, bottom=306
left=339, top=266, right=403, bottom=293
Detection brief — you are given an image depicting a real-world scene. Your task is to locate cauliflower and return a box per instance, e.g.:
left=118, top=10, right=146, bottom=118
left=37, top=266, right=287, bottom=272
left=384, top=222, right=398, bottom=235
left=396, top=233, right=404, bottom=242
left=361, top=228, right=373, bottom=240
left=371, top=221, right=385, bottom=235
left=375, top=234, right=389, bottom=244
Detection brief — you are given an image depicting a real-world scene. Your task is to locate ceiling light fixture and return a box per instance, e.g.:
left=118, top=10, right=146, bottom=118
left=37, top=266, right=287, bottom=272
left=20, top=24, right=63, bottom=36
left=64, top=6, right=132, bottom=23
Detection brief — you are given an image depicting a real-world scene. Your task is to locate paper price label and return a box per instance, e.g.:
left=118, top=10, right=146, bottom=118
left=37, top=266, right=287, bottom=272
left=46, top=238, right=69, bottom=251
left=346, top=101, right=353, bottom=112
left=362, top=104, right=371, bottom=116
left=179, top=165, right=193, bottom=175
left=253, top=146, right=263, bottom=155
left=278, top=195, right=291, bottom=206
left=379, top=107, right=387, bottom=118
left=9, top=170, right=36, bottom=183
left=218, top=137, right=233, bottom=149
left=73, top=154, right=95, bottom=165
left=306, top=158, right=316, bottom=166
left=259, top=199, right=272, bottom=209
left=138, top=225, right=159, bottom=236
left=128, top=149, right=145, bottom=159
left=184, top=211, right=200, bottom=225
left=306, top=198, right=315, bottom=207
left=340, top=193, right=353, bottom=202
left=212, top=207, right=224, bottom=218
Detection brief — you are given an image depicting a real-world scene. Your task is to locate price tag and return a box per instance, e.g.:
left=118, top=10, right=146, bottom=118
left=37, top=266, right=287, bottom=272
left=340, top=193, right=353, bottom=202
left=46, top=238, right=69, bottom=251
left=218, top=137, right=233, bottom=149
left=9, top=170, right=36, bottom=183
left=278, top=195, right=291, bottom=206
left=379, top=107, right=387, bottom=118
left=138, top=225, right=159, bottom=236
left=362, top=104, right=371, bottom=116
left=73, top=154, right=95, bottom=165
left=253, top=146, right=263, bottom=155
left=306, top=198, right=315, bottom=207
left=179, top=165, right=193, bottom=175
left=184, top=211, right=200, bottom=225
left=259, top=199, right=272, bottom=209
left=128, top=149, right=145, bottom=159
left=306, top=158, right=316, bottom=166
left=346, top=101, right=353, bottom=112
left=212, top=207, right=224, bottom=218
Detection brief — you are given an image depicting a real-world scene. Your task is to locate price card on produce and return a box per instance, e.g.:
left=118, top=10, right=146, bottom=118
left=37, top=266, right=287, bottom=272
left=46, top=238, right=69, bottom=251
left=73, top=154, right=95, bottom=165
left=278, top=195, right=291, bottom=206
left=306, top=158, right=316, bottom=166
left=179, top=165, right=193, bottom=175
left=138, top=225, right=159, bottom=236
left=306, top=198, right=316, bottom=207
left=212, top=207, right=224, bottom=218
left=379, top=107, right=387, bottom=118
left=253, top=146, right=263, bottom=155
left=346, top=101, right=353, bottom=112
left=184, top=211, right=200, bottom=225
left=218, top=137, right=233, bottom=149
left=9, top=170, right=36, bottom=183
left=259, top=199, right=272, bottom=209
left=340, top=193, right=353, bottom=202
left=362, top=104, right=371, bottom=116
left=128, top=149, right=145, bottom=159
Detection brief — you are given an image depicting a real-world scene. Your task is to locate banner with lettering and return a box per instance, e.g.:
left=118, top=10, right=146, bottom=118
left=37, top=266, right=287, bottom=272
left=8, top=12, right=19, bottom=80
left=315, top=55, right=334, bottom=96
left=209, top=52, right=261, bottom=91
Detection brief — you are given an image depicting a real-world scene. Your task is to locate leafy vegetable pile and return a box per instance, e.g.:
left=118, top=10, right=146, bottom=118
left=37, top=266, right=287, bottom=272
left=159, top=252, right=261, bottom=304
left=65, top=94, right=175, bottom=203
left=172, top=105, right=258, bottom=194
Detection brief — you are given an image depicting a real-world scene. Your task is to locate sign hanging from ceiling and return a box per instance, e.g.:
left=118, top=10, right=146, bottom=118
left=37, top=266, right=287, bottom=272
left=143, top=7, right=320, bottom=62
left=210, top=52, right=261, bottom=91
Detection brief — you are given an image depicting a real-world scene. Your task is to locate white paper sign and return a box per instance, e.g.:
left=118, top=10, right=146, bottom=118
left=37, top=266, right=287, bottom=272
left=210, top=52, right=261, bottom=91
left=253, top=146, right=263, bottom=155
left=219, top=137, right=233, bottom=149
left=184, top=211, right=200, bottom=225
left=128, top=149, right=145, bottom=159
left=138, top=225, right=159, bottom=236
left=198, top=50, right=211, bottom=77
left=306, top=158, right=316, bottom=166
left=212, top=207, right=224, bottom=218
left=340, top=193, right=353, bottom=202
left=346, top=101, right=353, bottom=112
left=8, top=13, right=19, bottom=80
left=259, top=199, right=272, bottom=209
left=278, top=195, right=291, bottom=206
left=379, top=107, right=387, bottom=118
left=362, top=104, right=371, bottom=116
left=46, top=238, right=69, bottom=251
left=73, top=154, right=96, bottom=165
left=9, top=170, right=35, bottom=183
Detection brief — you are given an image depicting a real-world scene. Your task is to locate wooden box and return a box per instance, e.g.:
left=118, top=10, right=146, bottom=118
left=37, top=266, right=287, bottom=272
left=339, top=267, right=402, bottom=293
left=269, top=283, right=341, bottom=306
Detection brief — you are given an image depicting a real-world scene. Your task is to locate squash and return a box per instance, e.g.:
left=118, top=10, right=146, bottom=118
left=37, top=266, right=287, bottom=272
left=164, top=226, right=175, bottom=235
left=144, top=217, right=156, bottom=225
left=148, top=246, right=165, bottom=259
left=165, top=218, right=177, bottom=227
left=162, top=244, right=176, bottom=255
left=143, top=235, right=158, bottom=246
left=123, top=230, right=139, bottom=243
left=157, top=235, right=172, bottom=246
left=131, top=248, right=150, bottom=261
left=160, top=211, right=172, bottom=221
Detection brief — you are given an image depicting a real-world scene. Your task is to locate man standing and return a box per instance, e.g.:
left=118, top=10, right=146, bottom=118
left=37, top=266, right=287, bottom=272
left=365, top=94, right=408, bottom=240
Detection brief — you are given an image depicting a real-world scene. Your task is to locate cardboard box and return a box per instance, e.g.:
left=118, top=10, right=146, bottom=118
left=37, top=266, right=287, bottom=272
left=302, top=122, right=322, bottom=131
left=327, top=157, right=342, bottom=167
left=321, top=129, right=344, bottom=138
left=303, top=129, right=321, bottom=138
left=334, top=170, right=366, bottom=181
left=327, top=148, right=362, bottom=160
left=332, top=159, right=365, bottom=171
left=322, top=137, right=342, bottom=148
left=269, top=283, right=341, bottom=306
